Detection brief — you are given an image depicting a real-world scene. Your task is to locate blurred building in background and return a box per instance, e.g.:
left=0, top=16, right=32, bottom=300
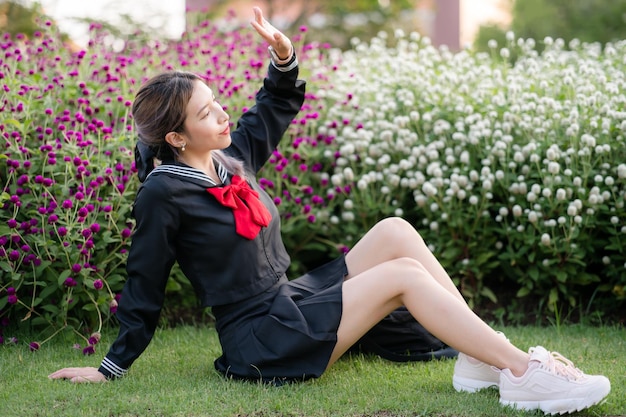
left=185, top=0, right=511, bottom=50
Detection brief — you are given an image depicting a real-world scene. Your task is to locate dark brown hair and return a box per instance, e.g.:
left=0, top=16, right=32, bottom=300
left=132, top=70, right=244, bottom=176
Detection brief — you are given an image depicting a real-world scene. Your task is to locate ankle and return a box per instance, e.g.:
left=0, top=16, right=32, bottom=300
left=509, top=354, right=531, bottom=377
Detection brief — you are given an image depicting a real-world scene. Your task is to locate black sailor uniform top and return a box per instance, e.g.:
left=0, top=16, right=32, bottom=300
left=98, top=55, right=306, bottom=379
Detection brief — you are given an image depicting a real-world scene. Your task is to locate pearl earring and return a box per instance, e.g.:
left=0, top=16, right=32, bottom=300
left=181, top=144, right=186, bottom=152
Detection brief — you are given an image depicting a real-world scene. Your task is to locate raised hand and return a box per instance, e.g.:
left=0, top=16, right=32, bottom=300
left=250, top=7, right=293, bottom=60
left=48, top=367, right=107, bottom=383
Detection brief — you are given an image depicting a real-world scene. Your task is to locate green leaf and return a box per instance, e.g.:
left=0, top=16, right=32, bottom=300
left=548, top=288, right=559, bottom=305
left=479, top=286, right=498, bottom=303
left=57, top=270, right=72, bottom=287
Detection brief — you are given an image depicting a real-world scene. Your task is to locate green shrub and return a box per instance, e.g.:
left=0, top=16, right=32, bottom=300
left=260, top=31, right=626, bottom=321
left=1, top=16, right=625, bottom=351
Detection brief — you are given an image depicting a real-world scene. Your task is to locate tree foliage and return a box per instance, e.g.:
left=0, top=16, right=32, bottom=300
left=0, top=0, right=46, bottom=37
left=475, top=0, right=626, bottom=52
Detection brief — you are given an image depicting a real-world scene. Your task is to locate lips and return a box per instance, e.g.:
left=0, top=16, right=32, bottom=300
left=220, top=126, right=230, bottom=135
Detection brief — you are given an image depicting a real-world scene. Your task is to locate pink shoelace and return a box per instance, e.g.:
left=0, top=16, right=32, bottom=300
left=531, top=347, right=585, bottom=381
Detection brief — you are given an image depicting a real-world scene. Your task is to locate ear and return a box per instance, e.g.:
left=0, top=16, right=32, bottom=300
left=165, top=131, right=185, bottom=149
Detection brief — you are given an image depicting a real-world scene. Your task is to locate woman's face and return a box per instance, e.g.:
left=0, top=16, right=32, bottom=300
left=180, top=80, right=231, bottom=154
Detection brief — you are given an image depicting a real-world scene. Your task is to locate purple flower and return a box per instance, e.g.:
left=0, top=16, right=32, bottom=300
left=61, top=199, right=73, bottom=209
left=90, top=223, right=100, bottom=233
left=64, top=277, right=77, bottom=287
left=71, top=263, right=82, bottom=273
left=29, top=341, right=40, bottom=351
left=7, top=294, right=18, bottom=304
left=7, top=219, right=17, bottom=228
left=109, top=299, right=118, bottom=314
left=82, top=345, right=96, bottom=355
left=121, top=228, right=132, bottom=239
left=7, top=287, right=16, bottom=295
left=88, top=332, right=101, bottom=345
left=93, top=279, right=103, bottom=290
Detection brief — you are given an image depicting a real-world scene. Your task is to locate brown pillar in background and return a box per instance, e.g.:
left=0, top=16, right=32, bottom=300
left=433, top=0, right=460, bottom=51
left=186, top=0, right=213, bottom=12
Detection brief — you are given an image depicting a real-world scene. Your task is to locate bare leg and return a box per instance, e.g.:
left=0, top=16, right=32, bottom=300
left=328, top=218, right=530, bottom=376
left=344, top=217, right=464, bottom=303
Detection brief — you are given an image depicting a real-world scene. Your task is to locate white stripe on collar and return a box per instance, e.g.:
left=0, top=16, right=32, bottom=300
left=147, top=163, right=228, bottom=186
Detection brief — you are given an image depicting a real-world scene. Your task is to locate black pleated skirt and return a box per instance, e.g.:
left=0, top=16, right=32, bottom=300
left=212, top=255, right=347, bottom=384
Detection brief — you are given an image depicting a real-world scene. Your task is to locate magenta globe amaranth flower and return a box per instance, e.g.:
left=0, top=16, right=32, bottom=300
left=29, top=341, right=41, bottom=351
left=82, top=345, right=96, bottom=355
left=93, top=279, right=103, bottom=290
left=88, top=332, right=101, bottom=345
left=7, top=294, right=18, bottom=304
left=64, top=277, right=77, bottom=287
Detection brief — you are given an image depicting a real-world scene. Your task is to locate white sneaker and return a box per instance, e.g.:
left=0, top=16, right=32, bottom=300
left=452, top=331, right=506, bottom=392
left=453, top=352, right=500, bottom=392
left=499, top=346, right=611, bottom=415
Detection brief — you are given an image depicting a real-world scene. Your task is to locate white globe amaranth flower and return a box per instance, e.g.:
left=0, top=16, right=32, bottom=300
left=414, top=194, right=427, bottom=207
left=567, top=205, right=578, bottom=216
left=541, top=233, right=551, bottom=246
left=548, top=161, right=560, bottom=175
left=422, top=181, right=437, bottom=197
left=341, top=211, right=355, bottom=222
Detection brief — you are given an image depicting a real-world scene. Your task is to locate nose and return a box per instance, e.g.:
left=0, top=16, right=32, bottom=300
left=216, top=102, right=229, bottom=123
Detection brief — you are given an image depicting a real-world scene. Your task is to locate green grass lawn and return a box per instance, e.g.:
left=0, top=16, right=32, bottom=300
left=1, top=325, right=624, bottom=417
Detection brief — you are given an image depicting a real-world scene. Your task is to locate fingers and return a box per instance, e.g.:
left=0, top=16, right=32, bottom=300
left=253, top=6, right=263, bottom=25
left=49, top=367, right=106, bottom=383
left=250, top=8, right=292, bottom=59
left=48, top=367, right=82, bottom=379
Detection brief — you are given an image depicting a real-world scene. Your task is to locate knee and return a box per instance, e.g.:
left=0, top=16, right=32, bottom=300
left=389, top=257, right=430, bottom=283
left=375, top=217, right=426, bottom=246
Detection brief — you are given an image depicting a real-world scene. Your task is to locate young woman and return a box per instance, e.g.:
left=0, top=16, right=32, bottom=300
left=50, top=7, right=611, bottom=415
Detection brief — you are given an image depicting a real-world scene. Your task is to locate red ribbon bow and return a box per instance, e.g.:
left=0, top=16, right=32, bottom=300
left=206, top=175, right=271, bottom=240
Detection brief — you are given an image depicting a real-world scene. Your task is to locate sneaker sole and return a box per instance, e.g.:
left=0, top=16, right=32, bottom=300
left=453, top=375, right=499, bottom=393
left=500, top=386, right=610, bottom=415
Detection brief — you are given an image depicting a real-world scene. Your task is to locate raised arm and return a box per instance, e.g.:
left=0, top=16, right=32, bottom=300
left=226, top=7, right=306, bottom=173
